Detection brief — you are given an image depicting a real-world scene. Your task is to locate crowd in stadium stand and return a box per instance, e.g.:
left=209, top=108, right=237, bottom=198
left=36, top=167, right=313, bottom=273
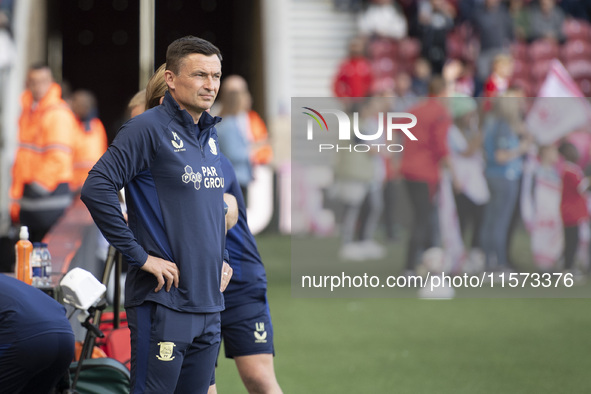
left=331, top=1, right=591, bottom=279
left=333, top=0, right=591, bottom=98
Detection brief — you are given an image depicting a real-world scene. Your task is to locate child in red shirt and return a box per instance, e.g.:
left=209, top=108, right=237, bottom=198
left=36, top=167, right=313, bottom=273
left=483, top=54, right=514, bottom=98
left=558, top=141, right=589, bottom=272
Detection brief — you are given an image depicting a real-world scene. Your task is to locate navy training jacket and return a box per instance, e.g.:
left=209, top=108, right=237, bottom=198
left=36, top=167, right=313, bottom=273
left=220, top=155, right=268, bottom=307
left=81, top=91, right=226, bottom=313
left=0, top=274, right=73, bottom=344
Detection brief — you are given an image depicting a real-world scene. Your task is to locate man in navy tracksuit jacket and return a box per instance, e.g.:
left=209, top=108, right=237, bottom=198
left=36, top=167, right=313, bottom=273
left=81, top=36, right=228, bottom=393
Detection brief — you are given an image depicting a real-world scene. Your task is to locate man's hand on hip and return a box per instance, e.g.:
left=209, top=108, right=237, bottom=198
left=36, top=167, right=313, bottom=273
left=141, top=255, right=180, bottom=292
left=220, top=261, right=233, bottom=292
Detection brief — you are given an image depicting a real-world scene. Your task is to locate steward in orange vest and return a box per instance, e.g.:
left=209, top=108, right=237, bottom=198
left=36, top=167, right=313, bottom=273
left=69, top=90, right=108, bottom=191
left=10, top=65, right=78, bottom=241
left=247, top=110, right=272, bottom=165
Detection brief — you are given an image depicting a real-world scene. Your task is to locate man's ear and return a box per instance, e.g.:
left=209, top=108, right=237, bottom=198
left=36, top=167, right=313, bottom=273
left=164, top=70, right=175, bottom=90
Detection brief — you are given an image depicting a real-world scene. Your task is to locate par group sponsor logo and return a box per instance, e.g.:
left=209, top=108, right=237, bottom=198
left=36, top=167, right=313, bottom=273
left=302, top=106, right=417, bottom=153
left=182, top=165, right=224, bottom=189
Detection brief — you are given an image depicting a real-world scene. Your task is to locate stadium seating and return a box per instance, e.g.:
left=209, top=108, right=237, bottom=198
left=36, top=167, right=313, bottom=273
left=528, top=39, right=561, bottom=61
left=563, top=18, right=591, bottom=41
left=531, top=59, right=553, bottom=83
left=371, top=57, right=397, bottom=78
left=511, top=58, right=529, bottom=80
left=367, top=37, right=420, bottom=85
left=508, top=20, right=591, bottom=96
left=363, top=17, right=591, bottom=97
left=561, top=39, right=591, bottom=62
left=372, top=76, right=395, bottom=94
left=368, top=38, right=397, bottom=60
left=397, top=37, right=421, bottom=62
left=446, top=22, right=478, bottom=64
left=511, top=41, right=530, bottom=61
left=576, top=77, right=591, bottom=95
left=566, top=59, right=591, bottom=80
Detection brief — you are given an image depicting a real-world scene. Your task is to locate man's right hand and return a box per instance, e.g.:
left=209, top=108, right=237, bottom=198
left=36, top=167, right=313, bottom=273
left=141, top=255, right=180, bottom=292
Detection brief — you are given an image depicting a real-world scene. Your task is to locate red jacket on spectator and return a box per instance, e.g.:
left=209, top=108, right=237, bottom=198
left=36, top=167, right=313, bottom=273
left=400, top=98, right=452, bottom=193
left=560, top=161, right=589, bottom=227
left=333, top=56, right=374, bottom=97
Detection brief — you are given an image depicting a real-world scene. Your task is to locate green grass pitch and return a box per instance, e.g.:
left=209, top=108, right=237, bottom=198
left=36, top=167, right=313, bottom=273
left=214, top=234, right=591, bottom=393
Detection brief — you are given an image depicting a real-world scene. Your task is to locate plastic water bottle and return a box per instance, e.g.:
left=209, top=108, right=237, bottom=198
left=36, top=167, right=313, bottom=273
left=15, top=226, right=33, bottom=285
left=31, top=243, right=43, bottom=287
left=41, top=243, right=52, bottom=286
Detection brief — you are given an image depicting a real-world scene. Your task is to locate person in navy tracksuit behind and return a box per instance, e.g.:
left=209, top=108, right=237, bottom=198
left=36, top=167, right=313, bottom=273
left=206, top=155, right=283, bottom=393
left=0, top=274, right=75, bottom=394
left=81, top=36, right=232, bottom=394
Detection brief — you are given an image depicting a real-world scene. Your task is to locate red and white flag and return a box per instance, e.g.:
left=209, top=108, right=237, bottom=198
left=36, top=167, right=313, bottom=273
left=526, top=59, right=591, bottom=145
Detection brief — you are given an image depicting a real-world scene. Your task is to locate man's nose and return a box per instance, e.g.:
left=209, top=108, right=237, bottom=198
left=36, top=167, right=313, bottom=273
left=203, top=76, right=215, bottom=90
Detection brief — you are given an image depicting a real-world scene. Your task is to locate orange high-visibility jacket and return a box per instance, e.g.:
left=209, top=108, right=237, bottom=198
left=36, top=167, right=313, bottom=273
left=248, top=110, right=273, bottom=165
left=72, top=117, right=108, bottom=190
left=10, top=83, right=78, bottom=222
